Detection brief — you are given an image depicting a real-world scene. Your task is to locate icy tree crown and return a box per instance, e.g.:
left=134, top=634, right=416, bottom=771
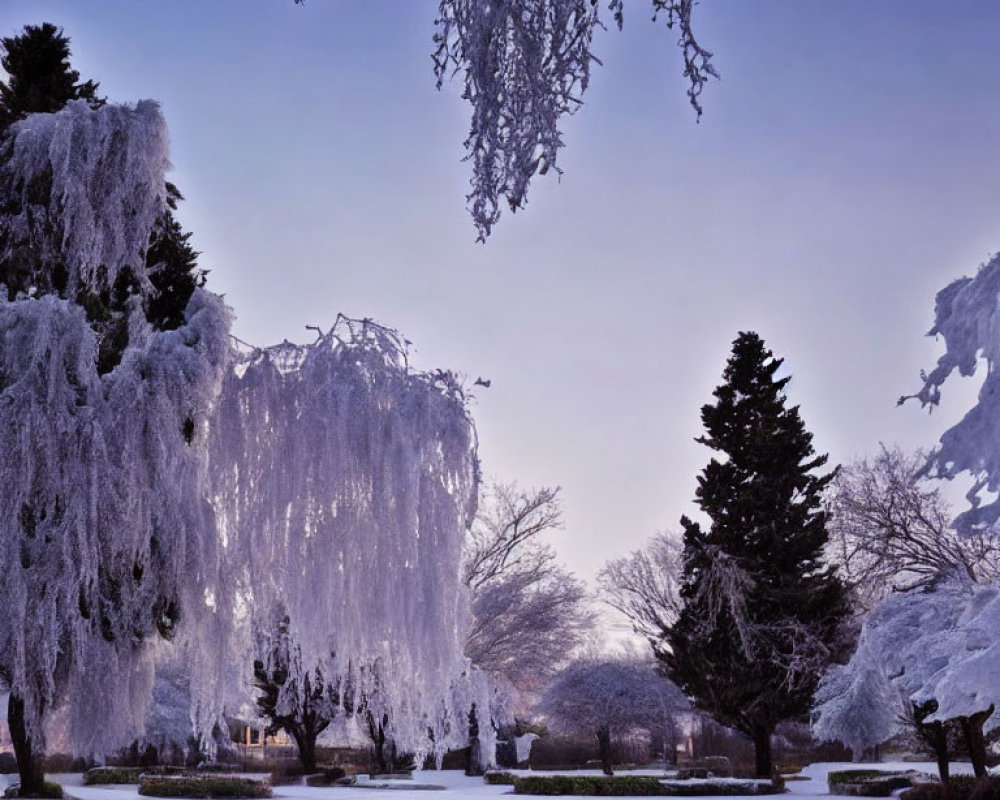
left=211, top=317, right=487, bottom=762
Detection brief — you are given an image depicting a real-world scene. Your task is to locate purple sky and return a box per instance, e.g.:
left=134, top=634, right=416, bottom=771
left=2, top=1, right=999, bottom=587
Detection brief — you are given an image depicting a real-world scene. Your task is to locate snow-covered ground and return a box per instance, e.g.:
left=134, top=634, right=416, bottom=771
left=0, top=762, right=978, bottom=800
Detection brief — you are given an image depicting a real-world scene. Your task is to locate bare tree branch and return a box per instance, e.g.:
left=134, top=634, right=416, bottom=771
left=825, top=445, right=1000, bottom=612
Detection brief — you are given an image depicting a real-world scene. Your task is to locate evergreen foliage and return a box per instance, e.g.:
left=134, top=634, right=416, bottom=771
left=0, top=23, right=204, bottom=375
left=0, top=23, right=102, bottom=137
left=660, top=331, right=848, bottom=778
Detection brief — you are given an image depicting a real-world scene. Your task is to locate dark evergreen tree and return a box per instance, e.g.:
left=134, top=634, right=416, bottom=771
left=0, top=23, right=204, bottom=375
left=0, top=22, right=103, bottom=137
left=659, top=331, right=848, bottom=778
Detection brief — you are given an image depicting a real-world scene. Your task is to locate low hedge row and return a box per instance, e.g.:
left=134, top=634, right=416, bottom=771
left=828, top=770, right=923, bottom=797
left=137, top=774, right=271, bottom=798
left=513, top=776, right=670, bottom=796
left=304, top=767, right=347, bottom=787
left=660, top=780, right=785, bottom=796
left=903, top=776, right=1000, bottom=800
left=2, top=781, right=63, bottom=799
left=512, top=775, right=784, bottom=796
left=83, top=766, right=144, bottom=785
left=485, top=771, right=517, bottom=785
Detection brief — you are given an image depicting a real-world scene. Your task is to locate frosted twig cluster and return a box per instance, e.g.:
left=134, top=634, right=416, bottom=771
left=433, top=0, right=715, bottom=240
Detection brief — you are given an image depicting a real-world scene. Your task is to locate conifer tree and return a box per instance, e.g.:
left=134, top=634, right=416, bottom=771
left=659, top=331, right=848, bottom=778
left=0, top=22, right=102, bottom=137
left=0, top=23, right=204, bottom=375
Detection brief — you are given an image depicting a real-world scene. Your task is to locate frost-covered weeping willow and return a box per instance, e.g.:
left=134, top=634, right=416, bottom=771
left=0, top=100, right=230, bottom=756
left=210, top=318, right=490, bottom=763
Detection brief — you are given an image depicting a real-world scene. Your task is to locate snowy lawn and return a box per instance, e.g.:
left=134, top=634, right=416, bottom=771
left=0, top=762, right=978, bottom=800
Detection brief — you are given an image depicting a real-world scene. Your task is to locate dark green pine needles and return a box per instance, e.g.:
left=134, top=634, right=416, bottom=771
left=659, top=331, right=849, bottom=778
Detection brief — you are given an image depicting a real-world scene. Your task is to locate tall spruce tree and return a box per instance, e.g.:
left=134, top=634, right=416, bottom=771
left=659, top=332, right=848, bottom=778
left=0, top=22, right=102, bottom=137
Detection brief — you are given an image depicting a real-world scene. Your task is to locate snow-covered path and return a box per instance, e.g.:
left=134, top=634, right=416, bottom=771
left=0, top=762, right=976, bottom=800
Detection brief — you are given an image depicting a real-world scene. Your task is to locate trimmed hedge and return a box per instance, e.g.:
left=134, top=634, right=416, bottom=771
left=304, top=768, right=347, bottom=787
left=828, top=770, right=922, bottom=797
left=514, top=775, right=668, bottom=796
left=485, top=771, right=517, bottom=785
left=3, top=782, right=63, bottom=799
left=138, top=775, right=271, bottom=798
left=83, top=766, right=144, bottom=785
left=660, top=781, right=784, bottom=796
left=513, top=775, right=784, bottom=796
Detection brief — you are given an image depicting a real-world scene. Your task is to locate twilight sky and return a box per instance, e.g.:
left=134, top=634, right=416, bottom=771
left=2, top=1, right=999, bottom=588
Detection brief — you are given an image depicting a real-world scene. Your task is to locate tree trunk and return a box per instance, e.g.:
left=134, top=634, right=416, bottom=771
left=466, top=704, right=484, bottom=776
left=962, top=708, right=993, bottom=779
left=596, top=726, right=613, bottom=776
left=291, top=725, right=318, bottom=774
left=752, top=727, right=772, bottom=779
left=9, top=693, right=45, bottom=797
left=367, top=711, right=389, bottom=774
left=928, top=724, right=950, bottom=785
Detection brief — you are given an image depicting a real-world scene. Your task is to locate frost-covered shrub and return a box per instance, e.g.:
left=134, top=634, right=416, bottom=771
left=484, top=771, right=517, bottom=785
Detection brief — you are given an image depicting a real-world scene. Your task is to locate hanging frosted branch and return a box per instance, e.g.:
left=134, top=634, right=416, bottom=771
left=651, top=0, right=718, bottom=119
left=0, top=99, right=169, bottom=297
left=693, top=544, right=758, bottom=657
left=900, top=253, right=1000, bottom=536
left=434, top=0, right=601, bottom=241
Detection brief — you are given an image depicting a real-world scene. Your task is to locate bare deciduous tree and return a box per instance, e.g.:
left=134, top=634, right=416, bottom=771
left=826, top=446, right=1000, bottom=612
left=598, top=533, right=683, bottom=642
left=464, top=483, right=591, bottom=689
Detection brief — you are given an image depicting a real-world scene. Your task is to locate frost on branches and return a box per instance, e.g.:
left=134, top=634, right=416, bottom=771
left=538, top=658, right=688, bottom=776
left=0, top=100, right=230, bottom=774
left=0, top=99, right=169, bottom=298
left=463, top=483, right=591, bottom=690
left=432, top=0, right=716, bottom=240
left=816, top=254, right=1000, bottom=774
left=813, top=579, right=1000, bottom=772
left=901, top=253, right=1000, bottom=536
left=210, top=318, right=493, bottom=766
